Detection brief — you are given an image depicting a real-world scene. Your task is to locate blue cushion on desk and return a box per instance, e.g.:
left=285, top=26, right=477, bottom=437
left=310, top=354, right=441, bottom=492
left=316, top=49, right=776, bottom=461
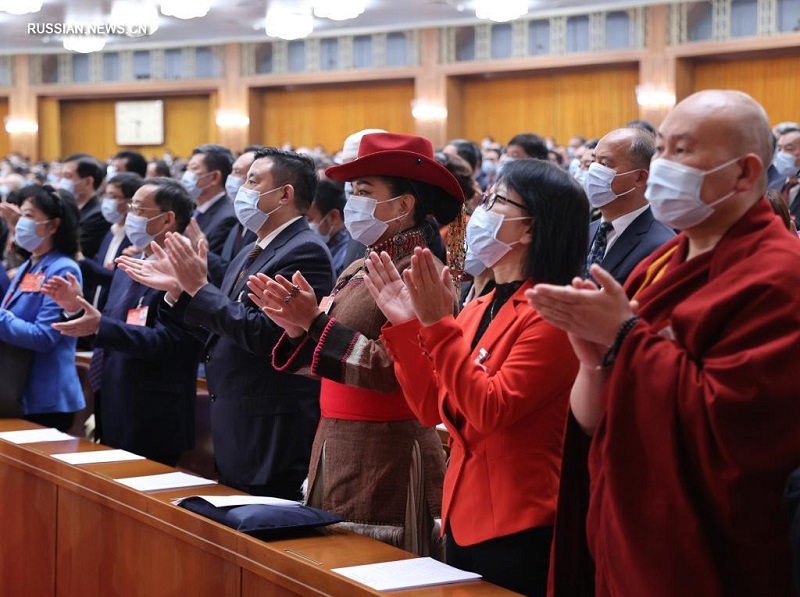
left=179, top=497, right=342, bottom=539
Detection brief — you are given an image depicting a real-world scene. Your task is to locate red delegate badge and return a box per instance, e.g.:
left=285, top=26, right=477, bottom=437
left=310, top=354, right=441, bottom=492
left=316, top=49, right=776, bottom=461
left=20, top=273, right=46, bottom=292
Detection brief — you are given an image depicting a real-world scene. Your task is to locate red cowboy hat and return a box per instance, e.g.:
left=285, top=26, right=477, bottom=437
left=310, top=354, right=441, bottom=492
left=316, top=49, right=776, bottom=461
left=326, top=132, right=465, bottom=224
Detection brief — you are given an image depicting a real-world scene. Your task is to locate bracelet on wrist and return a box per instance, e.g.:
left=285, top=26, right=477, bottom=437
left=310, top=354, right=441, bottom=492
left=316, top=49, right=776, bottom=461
left=601, top=315, right=640, bottom=368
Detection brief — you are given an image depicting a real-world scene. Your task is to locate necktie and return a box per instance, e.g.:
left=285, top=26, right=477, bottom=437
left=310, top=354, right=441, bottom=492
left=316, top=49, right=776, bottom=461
left=585, top=221, right=613, bottom=278
left=234, top=244, right=264, bottom=291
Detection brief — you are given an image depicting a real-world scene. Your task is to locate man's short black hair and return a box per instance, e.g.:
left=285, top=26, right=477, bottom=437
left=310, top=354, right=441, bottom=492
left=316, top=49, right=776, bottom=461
left=313, top=179, right=346, bottom=216
left=191, top=144, right=234, bottom=181
left=107, top=172, right=144, bottom=200
left=251, top=147, right=318, bottom=212
left=507, top=133, right=548, bottom=160
left=142, top=177, right=193, bottom=233
left=114, top=150, right=147, bottom=177
left=63, top=153, right=105, bottom=190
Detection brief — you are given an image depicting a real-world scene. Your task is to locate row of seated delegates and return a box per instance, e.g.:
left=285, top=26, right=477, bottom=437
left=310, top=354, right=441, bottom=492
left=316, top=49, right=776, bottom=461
left=365, top=158, right=588, bottom=596
left=44, top=178, right=200, bottom=466
left=117, top=148, right=335, bottom=499
left=0, top=185, right=85, bottom=431
left=529, top=90, right=800, bottom=596
left=246, top=133, right=467, bottom=556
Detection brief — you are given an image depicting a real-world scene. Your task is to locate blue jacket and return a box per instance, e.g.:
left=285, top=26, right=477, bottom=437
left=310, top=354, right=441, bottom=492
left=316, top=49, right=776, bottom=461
left=0, top=251, right=85, bottom=415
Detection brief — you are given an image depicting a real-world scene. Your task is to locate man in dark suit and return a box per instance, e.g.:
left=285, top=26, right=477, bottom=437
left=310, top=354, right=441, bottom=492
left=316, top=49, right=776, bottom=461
left=182, top=144, right=237, bottom=255
left=59, top=153, right=110, bottom=259
left=776, top=128, right=800, bottom=222
left=80, top=172, right=141, bottom=311
left=120, top=148, right=335, bottom=499
left=47, top=178, right=200, bottom=466
left=583, top=127, right=675, bottom=285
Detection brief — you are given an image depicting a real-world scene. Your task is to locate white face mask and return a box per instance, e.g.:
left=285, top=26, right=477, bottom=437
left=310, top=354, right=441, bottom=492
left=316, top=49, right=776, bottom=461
left=234, top=186, right=283, bottom=233
left=15, top=217, right=51, bottom=252
left=225, top=174, right=245, bottom=199
left=568, top=157, right=581, bottom=177
left=573, top=168, right=588, bottom=185
left=645, top=156, right=740, bottom=230
left=182, top=170, right=212, bottom=201
left=58, top=178, right=75, bottom=195
left=343, top=194, right=403, bottom=247
left=583, top=163, right=638, bottom=208
left=308, top=212, right=331, bottom=243
left=101, top=197, right=125, bottom=224
left=124, top=212, right=166, bottom=248
left=773, top=151, right=798, bottom=178
left=465, top=205, right=531, bottom=275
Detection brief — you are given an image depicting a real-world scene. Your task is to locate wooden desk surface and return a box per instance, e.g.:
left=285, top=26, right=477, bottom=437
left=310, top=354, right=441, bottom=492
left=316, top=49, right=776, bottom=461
left=0, top=419, right=513, bottom=597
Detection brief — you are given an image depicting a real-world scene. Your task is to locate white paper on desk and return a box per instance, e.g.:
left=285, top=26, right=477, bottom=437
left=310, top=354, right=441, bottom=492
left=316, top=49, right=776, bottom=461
left=0, top=428, right=75, bottom=444
left=436, top=423, right=447, bottom=432
left=116, top=471, right=217, bottom=492
left=53, top=449, right=145, bottom=465
left=171, top=495, right=301, bottom=507
left=331, top=557, right=481, bottom=591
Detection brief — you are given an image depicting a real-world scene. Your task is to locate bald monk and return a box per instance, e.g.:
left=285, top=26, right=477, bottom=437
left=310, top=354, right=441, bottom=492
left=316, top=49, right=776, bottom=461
left=528, top=90, right=800, bottom=596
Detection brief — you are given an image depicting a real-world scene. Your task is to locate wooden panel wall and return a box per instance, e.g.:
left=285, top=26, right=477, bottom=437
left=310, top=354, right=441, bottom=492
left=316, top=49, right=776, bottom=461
left=51, top=95, right=215, bottom=162
left=460, top=66, right=640, bottom=145
left=0, top=98, right=9, bottom=157
left=254, top=82, right=416, bottom=153
left=692, top=55, right=800, bottom=125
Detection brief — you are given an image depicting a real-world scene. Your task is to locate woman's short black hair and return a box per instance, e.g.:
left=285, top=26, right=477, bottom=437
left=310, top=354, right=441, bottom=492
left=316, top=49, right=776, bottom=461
left=498, top=159, right=589, bottom=285
left=22, top=184, right=80, bottom=257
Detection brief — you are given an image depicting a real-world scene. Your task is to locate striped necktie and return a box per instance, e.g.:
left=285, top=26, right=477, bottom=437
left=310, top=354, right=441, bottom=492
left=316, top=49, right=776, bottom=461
left=234, top=244, right=264, bottom=290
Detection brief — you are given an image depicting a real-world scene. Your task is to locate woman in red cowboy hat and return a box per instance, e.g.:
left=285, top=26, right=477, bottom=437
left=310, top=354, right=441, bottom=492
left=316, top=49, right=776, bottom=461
left=365, top=158, right=589, bottom=596
left=246, top=132, right=465, bottom=556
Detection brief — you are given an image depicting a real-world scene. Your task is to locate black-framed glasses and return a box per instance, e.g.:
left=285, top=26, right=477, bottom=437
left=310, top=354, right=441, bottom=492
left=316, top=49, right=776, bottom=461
left=480, top=192, right=527, bottom=212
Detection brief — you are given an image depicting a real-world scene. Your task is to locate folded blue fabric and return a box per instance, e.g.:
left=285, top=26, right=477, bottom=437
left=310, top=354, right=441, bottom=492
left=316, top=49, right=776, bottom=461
left=179, top=497, right=342, bottom=539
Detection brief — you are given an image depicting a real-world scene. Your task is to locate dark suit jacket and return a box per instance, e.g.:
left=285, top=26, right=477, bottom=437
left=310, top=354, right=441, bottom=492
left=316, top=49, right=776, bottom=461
left=161, top=217, right=335, bottom=496
left=79, top=195, right=111, bottom=259
left=80, top=228, right=132, bottom=311
left=591, top=207, right=675, bottom=286
left=195, top=195, right=237, bottom=256
left=94, top=268, right=200, bottom=465
left=206, top=221, right=257, bottom=287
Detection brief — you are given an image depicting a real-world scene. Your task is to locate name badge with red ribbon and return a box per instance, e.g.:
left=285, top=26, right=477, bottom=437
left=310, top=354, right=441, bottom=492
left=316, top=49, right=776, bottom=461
left=126, top=297, right=149, bottom=326
left=20, top=273, right=46, bottom=293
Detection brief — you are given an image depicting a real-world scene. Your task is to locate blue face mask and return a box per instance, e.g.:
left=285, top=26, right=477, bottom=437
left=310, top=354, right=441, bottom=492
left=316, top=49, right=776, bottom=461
left=773, top=151, right=798, bottom=178
left=225, top=175, right=245, bottom=199
left=181, top=171, right=212, bottom=201
left=58, top=178, right=75, bottom=195
left=101, top=197, right=125, bottom=224
left=124, top=212, right=166, bottom=249
left=15, top=217, right=51, bottom=252
left=308, top=212, right=331, bottom=243
left=234, top=186, right=284, bottom=233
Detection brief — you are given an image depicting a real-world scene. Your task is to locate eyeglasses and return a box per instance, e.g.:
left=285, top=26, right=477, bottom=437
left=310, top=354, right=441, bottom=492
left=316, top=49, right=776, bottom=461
left=480, top=192, right=527, bottom=212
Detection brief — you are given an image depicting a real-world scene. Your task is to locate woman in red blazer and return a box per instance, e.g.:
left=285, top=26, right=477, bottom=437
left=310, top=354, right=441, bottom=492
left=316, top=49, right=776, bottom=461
left=365, top=158, right=589, bottom=596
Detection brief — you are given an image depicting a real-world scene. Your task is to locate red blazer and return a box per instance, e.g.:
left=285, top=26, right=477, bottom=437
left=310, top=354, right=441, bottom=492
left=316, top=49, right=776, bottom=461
left=382, top=281, right=578, bottom=546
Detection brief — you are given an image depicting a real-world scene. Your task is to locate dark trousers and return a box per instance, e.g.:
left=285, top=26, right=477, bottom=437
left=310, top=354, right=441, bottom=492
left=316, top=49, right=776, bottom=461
left=446, top=524, right=554, bottom=597
left=24, top=412, right=75, bottom=433
left=222, top=479, right=303, bottom=502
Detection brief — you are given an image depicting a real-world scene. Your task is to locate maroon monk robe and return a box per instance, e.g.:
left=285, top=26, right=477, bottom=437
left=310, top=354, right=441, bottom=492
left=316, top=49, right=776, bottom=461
left=588, top=198, right=800, bottom=596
